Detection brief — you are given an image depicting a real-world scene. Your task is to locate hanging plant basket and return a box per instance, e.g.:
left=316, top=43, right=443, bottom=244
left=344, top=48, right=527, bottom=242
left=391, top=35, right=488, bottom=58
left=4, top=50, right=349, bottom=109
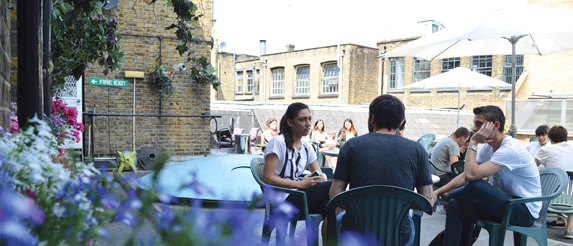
left=149, top=63, right=175, bottom=100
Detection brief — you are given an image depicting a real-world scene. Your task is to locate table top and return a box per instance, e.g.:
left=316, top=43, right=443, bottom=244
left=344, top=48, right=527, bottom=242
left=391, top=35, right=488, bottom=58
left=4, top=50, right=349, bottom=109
left=323, top=149, right=340, bottom=157
left=432, top=175, right=440, bottom=184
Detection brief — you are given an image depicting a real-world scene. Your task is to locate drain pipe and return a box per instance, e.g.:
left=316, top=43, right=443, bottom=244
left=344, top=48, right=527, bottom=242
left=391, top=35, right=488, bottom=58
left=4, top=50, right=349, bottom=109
left=217, top=58, right=220, bottom=100
left=337, top=45, right=345, bottom=105
left=233, top=51, right=236, bottom=101
left=263, top=60, right=267, bottom=102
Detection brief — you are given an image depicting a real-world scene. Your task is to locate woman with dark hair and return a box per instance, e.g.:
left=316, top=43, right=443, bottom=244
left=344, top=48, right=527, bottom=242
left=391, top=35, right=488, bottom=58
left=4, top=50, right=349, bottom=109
left=263, top=118, right=279, bottom=143
left=263, top=102, right=332, bottom=238
left=312, top=119, right=336, bottom=168
left=336, top=118, right=358, bottom=142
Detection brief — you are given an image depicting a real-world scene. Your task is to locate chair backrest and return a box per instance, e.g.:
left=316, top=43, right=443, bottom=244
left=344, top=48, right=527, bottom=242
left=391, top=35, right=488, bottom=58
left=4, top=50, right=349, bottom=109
left=417, top=134, right=435, bottom=151
left=249, top=128, right=260, bottom=146
left=538, top=168, right=569, bottom=218
left=326, top=185, right=433, bottom=246
left=250, top=157, right=266, bottom=192
left=530, top=137, right=538, bottom=143
left=450, top=160, right=465, bottom=175
left=232, top=128, right=244, bottom=141
left=550, top=171, right=573, bottom=207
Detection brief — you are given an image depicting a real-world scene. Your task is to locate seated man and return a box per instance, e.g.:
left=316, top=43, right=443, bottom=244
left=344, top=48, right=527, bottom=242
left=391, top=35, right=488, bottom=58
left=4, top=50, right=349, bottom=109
left=431, top=127, right=470, bottom=186
left=330, top=95, right=434, bottom=246
left=433, top=105, right=541, bottom=246
left=526, top=125, right=551, bottom=158
left=535, top=125, right=573, bottom=237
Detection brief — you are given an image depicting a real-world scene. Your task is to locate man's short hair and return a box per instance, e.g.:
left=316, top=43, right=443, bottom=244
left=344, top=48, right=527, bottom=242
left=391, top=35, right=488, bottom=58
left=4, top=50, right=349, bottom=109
left=473, top=105, right=506, bottom=133
left=369, top=95, right=405, bottom=131
left=453, top=127, right=470, bottom=139
left=535, top=125, right=550, bottom=137
left=548, top=125, right=568, bottom=143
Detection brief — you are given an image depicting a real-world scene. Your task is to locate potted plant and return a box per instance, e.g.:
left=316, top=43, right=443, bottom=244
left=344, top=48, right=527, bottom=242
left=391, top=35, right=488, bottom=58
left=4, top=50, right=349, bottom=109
left=149, top=63, right=175, bottom=100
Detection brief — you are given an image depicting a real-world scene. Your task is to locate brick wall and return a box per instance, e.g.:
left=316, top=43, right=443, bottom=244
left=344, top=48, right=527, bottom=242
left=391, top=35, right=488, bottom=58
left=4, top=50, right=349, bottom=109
left=0, top=0, right=9, bottom=128
left=213, top=44, right=379, bottom=105
left=83, top=0, right=213, bottom=157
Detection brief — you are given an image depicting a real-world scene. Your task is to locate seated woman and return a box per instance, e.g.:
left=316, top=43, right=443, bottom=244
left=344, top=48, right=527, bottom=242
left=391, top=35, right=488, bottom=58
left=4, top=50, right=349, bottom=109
left=311, top=119, right=337, bottom=168
left=336, top=118, right=358, bottom=142
left=263, top=102, right=332, bottom=238
left=263, top=118, right=279, bottom=143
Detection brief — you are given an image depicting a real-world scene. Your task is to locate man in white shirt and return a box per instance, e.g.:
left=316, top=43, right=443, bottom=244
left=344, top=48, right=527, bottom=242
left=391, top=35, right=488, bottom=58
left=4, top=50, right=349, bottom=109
left=432, top=105, right=541, bottom=245
left=536, top=125, right=573, bottom=238
left=526, top=125, right=551, bottom=158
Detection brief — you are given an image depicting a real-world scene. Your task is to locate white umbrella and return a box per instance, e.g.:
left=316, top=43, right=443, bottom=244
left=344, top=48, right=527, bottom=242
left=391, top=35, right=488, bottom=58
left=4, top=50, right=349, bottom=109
left=382, top=4, right=573, bottom=136
left=405, top=67, right=510, bottom=127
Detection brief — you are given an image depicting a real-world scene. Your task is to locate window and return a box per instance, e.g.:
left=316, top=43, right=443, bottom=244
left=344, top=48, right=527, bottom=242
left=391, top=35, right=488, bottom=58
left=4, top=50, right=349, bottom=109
left=471, top=55, right=493, bottom=77
left=389, top=57, right=404, bottom=89
left=321, top=63, right=339, bottom=94
left=295, top=66, right=310, bottom=95
left=237, top=71, right=243, bottom=93
left=441, top=57, right=460, bottom=73
left=271, top=68, right=284, bottom=96
left=413, top=58, right=431, bottom=82
left=256, top=70, right=260, bottom=92
left=246, top=71, right=254, bottom=93
left=503, top=55, right=524, bottom=84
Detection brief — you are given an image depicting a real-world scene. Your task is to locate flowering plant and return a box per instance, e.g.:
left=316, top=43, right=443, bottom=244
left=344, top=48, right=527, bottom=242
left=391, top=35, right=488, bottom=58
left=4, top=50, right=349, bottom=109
left=45, top=100, right=85, bottom=156
left=50, top=0, right=125, bottom=87
left=148, top=62, right=175, bottom=100
left=189, top=57, right=220, bottom=91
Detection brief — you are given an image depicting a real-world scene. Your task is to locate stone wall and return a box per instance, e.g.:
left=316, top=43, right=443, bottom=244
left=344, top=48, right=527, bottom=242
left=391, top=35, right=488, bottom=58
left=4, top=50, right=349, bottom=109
left=0, top=0, right=9, bottom=128
left=83, top=0, right=213, bottom=157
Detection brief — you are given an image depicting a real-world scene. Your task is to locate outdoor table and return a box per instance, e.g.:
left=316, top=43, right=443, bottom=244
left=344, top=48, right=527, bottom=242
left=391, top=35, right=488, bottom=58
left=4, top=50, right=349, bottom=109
left=323, top=149, right=340, bottom=157
left=432, top=174, right=440, bottom=184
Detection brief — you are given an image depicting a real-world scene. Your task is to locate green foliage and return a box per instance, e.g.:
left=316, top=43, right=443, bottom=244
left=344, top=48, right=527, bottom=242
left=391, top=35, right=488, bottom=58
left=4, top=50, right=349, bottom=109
left=50, top=0, right=125, bottom=87
left=190, top=57, right=220, bottom=90
left=148, top=63, right=176, bottom=100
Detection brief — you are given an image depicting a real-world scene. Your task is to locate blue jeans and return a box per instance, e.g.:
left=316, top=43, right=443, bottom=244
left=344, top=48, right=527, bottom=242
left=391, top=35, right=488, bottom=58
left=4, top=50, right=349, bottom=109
left=444, top=180, right=535, bottom=246
left=336, top=210, right=415, bottom=246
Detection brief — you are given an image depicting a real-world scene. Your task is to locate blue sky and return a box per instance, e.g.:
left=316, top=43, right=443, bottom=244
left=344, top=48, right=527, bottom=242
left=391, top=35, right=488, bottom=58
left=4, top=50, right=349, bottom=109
left=213, top=0, right=527, bottom=55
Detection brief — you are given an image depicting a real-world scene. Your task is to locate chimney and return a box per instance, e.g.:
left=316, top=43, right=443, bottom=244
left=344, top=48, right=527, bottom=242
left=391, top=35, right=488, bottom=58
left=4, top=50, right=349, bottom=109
left=260, top=40, right=266, bottom=56
left=286, top=44, right=295, bottom=52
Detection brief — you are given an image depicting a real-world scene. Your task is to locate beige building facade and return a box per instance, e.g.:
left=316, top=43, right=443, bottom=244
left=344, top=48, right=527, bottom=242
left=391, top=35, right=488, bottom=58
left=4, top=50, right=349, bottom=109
left=212, top=44, right=380, bottom=105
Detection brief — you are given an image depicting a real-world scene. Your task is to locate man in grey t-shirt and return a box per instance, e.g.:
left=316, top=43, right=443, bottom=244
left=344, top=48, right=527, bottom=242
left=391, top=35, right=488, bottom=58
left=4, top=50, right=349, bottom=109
left=431, top=127, right=470, bottom=187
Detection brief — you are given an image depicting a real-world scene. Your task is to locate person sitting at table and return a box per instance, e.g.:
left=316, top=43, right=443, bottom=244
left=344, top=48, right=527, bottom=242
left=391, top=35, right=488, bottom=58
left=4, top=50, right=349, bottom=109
left=458, top=132, right=475, bottom=161
left=336, top=118, right=358, bottom=142
left=312, top=119, right=337, bottom=168
left=526, top=125, right=551, bottom=159
left=263, top=118, right=279, bottom=143
left=431, top=127, right=470, bottom=187
left=535, top=125, right=573, bottom=237
left=263, top=102, right=332, bottom=239
left=330, top=95, right=434, bottom=246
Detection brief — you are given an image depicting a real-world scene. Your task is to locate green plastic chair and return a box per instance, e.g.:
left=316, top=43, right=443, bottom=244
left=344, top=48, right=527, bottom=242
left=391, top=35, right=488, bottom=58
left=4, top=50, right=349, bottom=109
left=547, top=171, right=573, bottom=234
left=450, top=160, right=465, bottom=175
left=325, top=185, right=433, bottom=246
left=467, top=167, right=568, bottom=246
left=250, top=157, right=322, bottom=246
left=417, top=133, right=435, bottom=153
left=530, top=137, right=539, bottom=142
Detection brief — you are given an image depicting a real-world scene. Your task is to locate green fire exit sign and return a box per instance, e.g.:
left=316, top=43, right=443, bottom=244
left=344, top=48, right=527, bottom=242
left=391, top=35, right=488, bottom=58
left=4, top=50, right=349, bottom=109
left=89, top=78, right=129, bottom=87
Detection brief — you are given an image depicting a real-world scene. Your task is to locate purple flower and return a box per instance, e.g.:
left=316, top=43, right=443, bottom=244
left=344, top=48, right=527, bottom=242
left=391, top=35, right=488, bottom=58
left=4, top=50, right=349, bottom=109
left=93, top=14, right=103, bottom=22
left=0, top=189, right=44, bottom=224
left=120, top=173, right=141, bottom=187
left=181, top=171, right=215, bottom=196
left=114, top=209, right=138, bottom=229
left=108, top=17, right=117, bottom=28
left=0, top=217, right=38, bottom=246
left=106, top=33, right=116, bottom=44
left=124, top=189, right=142, bottom=210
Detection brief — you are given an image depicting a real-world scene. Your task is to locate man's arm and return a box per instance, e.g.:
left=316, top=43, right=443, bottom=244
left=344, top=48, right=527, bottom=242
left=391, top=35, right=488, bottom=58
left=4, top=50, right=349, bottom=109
left=433, top=173, right=467, bottom=200
left=416, top=184, right=435, bottom=206
left=464, top=142, right=503, bottom=181
left=449, top=155, right=459, bottom=165
left=330, top=178, right=349, bottom=199
left=535, top=158, right=541, bottom=166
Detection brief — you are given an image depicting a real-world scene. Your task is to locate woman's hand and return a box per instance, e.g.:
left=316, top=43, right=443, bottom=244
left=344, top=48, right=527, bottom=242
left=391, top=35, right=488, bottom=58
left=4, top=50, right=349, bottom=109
left=298, top=174, right=321, bottom=189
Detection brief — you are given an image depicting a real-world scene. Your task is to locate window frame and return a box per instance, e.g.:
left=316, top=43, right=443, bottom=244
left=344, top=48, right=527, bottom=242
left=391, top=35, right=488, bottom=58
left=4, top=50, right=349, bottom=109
left=503, top=55, right=524, bottom=84
left=294, top=65, right=310, bottom=95
left=246, top=70, right=254, bottom=93
left=389, top=57, right=405, bottom=90
left=271, top=67, right=285, bottom=96
left=321, top=62, right=340, bottom=95
left=236, top=71, right=243, bottom=93
left=471, top=55, right=493, bottom=77
left=441, top=57, right=460, bottom=73
left=413, top=58, right=431, bottom=83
